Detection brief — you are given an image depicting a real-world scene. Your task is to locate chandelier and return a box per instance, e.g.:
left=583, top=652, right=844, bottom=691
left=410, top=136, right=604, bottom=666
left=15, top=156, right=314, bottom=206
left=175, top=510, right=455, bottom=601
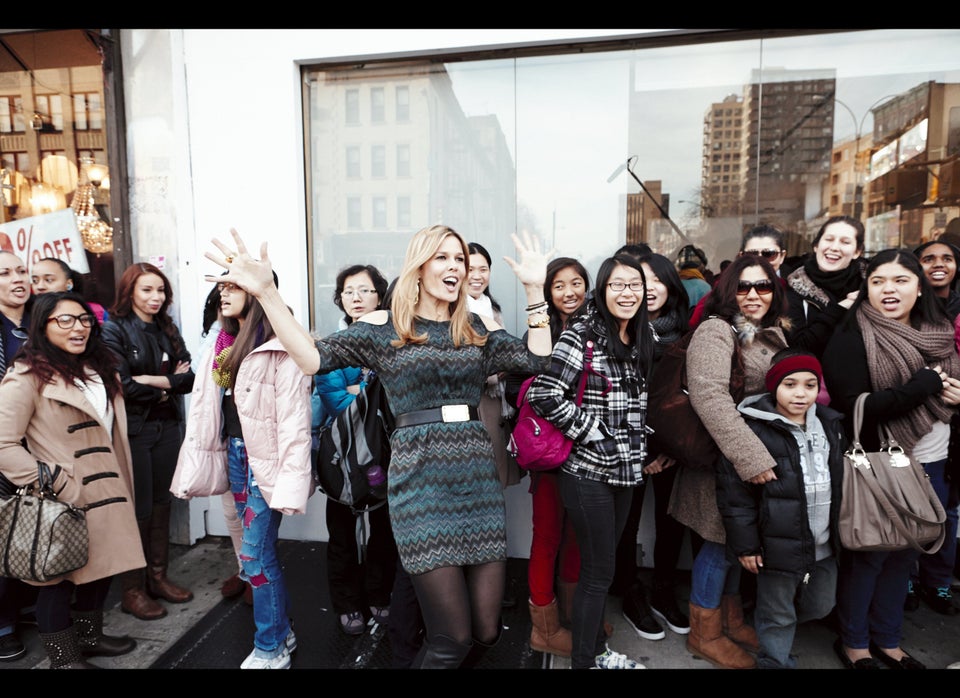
left=72, top=182, right=113, bottom=254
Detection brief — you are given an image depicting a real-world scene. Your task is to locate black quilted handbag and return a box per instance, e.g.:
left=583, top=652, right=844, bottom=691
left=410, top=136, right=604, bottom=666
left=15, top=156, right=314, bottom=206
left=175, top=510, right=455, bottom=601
left=0, top=461, right=89, bottom=582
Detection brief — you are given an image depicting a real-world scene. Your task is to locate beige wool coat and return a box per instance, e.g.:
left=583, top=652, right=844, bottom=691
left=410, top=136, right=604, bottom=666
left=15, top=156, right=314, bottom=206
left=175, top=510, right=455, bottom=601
left=668, top=317, right=788, bottom=543
left=0, top=363, right=145, bottom=586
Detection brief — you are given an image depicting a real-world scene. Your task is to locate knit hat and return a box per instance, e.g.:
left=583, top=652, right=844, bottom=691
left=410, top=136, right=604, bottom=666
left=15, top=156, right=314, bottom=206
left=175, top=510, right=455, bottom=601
left=764, top=353, right=823, bottom=393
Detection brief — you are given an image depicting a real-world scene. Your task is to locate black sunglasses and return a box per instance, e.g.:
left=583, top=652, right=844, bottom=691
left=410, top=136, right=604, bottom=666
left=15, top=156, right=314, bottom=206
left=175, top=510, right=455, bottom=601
left=741, top=248, right=782, bottom=260
left=736, top=279, right=775, bottom=296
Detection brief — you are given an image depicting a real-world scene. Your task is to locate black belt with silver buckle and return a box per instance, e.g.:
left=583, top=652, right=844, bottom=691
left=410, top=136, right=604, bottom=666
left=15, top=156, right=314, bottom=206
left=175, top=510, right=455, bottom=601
left=394, top=404, right=479, bottom=428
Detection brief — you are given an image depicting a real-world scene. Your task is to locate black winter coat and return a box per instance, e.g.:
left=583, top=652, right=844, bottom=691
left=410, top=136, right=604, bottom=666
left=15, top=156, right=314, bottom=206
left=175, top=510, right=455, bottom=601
left=716, top=396, right=846, bottom=576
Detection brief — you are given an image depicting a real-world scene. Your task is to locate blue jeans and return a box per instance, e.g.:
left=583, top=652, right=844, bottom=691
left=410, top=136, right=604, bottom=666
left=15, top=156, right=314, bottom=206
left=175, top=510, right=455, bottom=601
left=228, top=437, right=291, bottom=654
left=837, top=547, right=915, bottom=650
left=559, top=472, right=633, bottom=669
left=755, top=557, right=837, bottom=669
left=689, top=540, right=740, bottom=609
left=914, top=458, right=958, bottom=590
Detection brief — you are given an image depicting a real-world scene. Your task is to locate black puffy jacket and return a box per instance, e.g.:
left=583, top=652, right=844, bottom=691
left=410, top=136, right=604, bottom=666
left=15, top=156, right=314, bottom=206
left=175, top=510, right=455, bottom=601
left=716, top=395, right=846, bottom=576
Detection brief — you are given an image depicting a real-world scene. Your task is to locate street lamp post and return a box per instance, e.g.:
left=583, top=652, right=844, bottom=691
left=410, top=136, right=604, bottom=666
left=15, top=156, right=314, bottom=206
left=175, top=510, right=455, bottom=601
left=834, top=95, right=897, bottom=221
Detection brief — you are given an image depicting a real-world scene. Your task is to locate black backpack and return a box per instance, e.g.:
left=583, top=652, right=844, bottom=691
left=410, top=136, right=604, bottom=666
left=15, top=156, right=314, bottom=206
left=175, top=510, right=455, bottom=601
left=312, top=372, right=394, bottom=513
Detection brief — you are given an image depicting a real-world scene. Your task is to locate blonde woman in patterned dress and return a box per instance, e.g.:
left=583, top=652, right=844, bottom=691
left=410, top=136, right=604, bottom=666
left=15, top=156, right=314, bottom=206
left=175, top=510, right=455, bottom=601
left=206, top=225, right=553, bottom=669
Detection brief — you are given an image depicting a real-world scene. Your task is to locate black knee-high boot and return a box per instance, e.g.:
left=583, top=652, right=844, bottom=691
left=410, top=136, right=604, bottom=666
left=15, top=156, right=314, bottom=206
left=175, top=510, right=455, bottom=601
left=459, top=624, right=503, bottom=669
left=411, top=634, right=473, bottom=669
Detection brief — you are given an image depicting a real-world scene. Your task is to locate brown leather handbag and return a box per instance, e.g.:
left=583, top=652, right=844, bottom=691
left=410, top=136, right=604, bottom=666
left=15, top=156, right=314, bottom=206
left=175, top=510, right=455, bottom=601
left=646, top=324, right=744, bottom=468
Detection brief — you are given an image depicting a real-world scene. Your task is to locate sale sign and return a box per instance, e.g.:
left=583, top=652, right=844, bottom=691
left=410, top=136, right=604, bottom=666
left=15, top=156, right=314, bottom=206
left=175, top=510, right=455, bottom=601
left=0, top=209, right=89, bottom=273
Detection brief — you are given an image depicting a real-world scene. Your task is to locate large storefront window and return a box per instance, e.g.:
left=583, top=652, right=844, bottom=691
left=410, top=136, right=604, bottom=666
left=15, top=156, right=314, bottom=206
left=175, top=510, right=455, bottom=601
left=303, top=29, right=960, bottom=336
left=0, top=29, right=116, bottom=310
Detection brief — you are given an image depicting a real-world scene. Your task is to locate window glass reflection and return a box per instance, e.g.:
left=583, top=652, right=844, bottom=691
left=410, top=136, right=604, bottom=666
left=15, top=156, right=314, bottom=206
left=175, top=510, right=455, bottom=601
left=304, top=29, right=960, bottom=335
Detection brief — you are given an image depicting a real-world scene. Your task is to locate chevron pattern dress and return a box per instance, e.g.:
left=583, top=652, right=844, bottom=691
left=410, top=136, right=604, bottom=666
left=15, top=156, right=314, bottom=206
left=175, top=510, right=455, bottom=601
left=316, top=313, right=549, bottom=575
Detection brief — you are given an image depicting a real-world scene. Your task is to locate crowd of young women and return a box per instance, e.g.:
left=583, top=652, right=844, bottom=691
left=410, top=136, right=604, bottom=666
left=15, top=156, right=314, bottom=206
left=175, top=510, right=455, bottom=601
left=1, top=219, right=959, bottom=671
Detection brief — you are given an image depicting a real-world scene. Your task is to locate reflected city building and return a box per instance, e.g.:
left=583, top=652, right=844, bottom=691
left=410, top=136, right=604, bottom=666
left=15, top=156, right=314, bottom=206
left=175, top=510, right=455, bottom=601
left=302, top=30, right=960, bottom=332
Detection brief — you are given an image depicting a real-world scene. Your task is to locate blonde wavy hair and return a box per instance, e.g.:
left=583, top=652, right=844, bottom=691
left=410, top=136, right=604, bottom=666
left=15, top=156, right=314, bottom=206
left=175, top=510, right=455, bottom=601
left=390, top=224, right=487, bottom=348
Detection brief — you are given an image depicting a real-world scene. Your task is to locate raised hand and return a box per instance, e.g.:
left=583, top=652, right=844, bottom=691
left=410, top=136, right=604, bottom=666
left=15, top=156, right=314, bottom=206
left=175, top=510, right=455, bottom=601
left=204, top=228, right=274, bottom=297
left=502, top=230, right=555, bottom=289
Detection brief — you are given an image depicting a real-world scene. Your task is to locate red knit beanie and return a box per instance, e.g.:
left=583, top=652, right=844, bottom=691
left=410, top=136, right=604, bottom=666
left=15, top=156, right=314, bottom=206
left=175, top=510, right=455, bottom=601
left=765, top=354, right=823, bottom=393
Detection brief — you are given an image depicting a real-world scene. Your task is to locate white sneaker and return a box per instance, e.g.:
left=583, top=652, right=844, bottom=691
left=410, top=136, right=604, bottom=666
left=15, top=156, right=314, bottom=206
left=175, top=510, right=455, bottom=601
left=285, top=628, right=297, bottom=653
left=240, top=644, right=292, bottom=669
left=593, top=646, right=645, bottom=669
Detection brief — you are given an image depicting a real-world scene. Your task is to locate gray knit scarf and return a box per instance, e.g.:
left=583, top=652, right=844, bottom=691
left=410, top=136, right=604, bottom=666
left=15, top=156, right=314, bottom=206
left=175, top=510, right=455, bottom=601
left=856, top=302, right=959, bottom=452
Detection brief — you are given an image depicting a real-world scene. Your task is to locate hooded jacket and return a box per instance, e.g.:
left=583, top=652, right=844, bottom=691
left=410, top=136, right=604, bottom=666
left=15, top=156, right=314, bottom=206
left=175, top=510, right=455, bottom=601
left=717, top=394, right=846, bottom=575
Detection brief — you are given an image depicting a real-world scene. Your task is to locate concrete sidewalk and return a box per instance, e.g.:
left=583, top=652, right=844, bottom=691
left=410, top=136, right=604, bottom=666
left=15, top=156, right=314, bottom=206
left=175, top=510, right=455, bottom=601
left=4, top=535, right=960, bottom=670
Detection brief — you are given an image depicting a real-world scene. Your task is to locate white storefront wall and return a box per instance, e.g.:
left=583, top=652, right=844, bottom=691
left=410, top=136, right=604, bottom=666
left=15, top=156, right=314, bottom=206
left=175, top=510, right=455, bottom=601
left=122, top=29, right=663, bottom=559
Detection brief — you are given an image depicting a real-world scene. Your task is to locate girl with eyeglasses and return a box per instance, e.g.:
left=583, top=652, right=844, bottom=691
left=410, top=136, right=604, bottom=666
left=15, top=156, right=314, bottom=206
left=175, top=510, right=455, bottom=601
left=669, top=253, right=789, bottom=669
left=0, top=291, right=143, bottom=668
left=316, top=263, right=398, bottom=637
left=785, top=216, right=867, bottom=359
left=101, top=263, right=196, bottom=621
left=525, top=253, right=655, bottom=669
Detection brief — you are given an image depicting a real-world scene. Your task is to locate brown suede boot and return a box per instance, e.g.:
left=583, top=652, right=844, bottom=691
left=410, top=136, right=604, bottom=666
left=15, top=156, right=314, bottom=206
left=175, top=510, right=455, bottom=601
left=557, top=580, right=613, bottom=637
left=720, top=594, right=759, bottom=652
left=529, top=598, right=572, bottom=658
left=686, top=602, right=755, bottom=669
left=146, top=503, right=194, bottom=604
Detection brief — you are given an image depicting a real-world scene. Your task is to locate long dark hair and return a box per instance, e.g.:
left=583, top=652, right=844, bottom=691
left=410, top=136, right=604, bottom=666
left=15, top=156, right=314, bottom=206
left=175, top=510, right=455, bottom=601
left=591, top=254, right=653, bottom=377
left=220, top=296, right=277, bottom=392
left=15, top=291, right=120, bottom=401
left=467, top=242, right=502, bottom=315
left=545, top=256, right=591, bottom=342
left=847, top=248, right=947, bottom=329
left=702, top=254, right=787, bottom=327
left=333, top=264, right=388, bottom=326
left=639, top=252, right=689, bottom=328
left=110, top=262, right=186, bottom=354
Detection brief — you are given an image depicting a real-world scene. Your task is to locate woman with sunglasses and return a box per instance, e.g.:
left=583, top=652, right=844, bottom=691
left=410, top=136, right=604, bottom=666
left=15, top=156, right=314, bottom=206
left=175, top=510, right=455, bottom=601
left=690, top=225, right=787, bottom=329
left=784, top=216, right=867, bottom=358
left=101, top=263, right=196, bottom=621
left=525, top=253, right=655, bottom=669
left=669, top=253, right=789, bottom=669
left=0, top=292, right=143, bottom=668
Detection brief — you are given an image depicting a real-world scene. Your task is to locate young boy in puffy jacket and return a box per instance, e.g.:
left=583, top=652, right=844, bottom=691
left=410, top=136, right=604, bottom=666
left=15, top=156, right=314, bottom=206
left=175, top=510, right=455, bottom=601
left=716, top=349, right=846, bottom=669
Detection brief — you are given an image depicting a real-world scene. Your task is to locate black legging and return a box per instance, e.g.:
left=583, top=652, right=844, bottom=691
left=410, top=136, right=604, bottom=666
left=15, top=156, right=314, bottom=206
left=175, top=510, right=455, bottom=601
left=35, top=576, right=112, bottom=634
left=409, top=560, right=504, bottom=647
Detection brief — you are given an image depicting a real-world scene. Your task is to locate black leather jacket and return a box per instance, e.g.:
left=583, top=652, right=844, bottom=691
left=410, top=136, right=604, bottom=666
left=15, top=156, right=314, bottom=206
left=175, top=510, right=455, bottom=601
left=101, top=314, right=195, bottom=434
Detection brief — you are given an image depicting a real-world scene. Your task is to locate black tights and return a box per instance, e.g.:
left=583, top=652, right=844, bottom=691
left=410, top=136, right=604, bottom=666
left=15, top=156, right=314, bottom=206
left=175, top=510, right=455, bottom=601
left=410, top=560, right=504, bottom=646
left=36, top=576, right=112, bottom=634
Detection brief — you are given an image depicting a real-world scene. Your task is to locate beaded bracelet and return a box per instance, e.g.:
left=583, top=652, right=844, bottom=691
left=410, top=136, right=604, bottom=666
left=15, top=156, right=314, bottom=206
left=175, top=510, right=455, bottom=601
left=526, top=303, right=549, bottom=315
left=527, top=313, right=550, bottom=329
